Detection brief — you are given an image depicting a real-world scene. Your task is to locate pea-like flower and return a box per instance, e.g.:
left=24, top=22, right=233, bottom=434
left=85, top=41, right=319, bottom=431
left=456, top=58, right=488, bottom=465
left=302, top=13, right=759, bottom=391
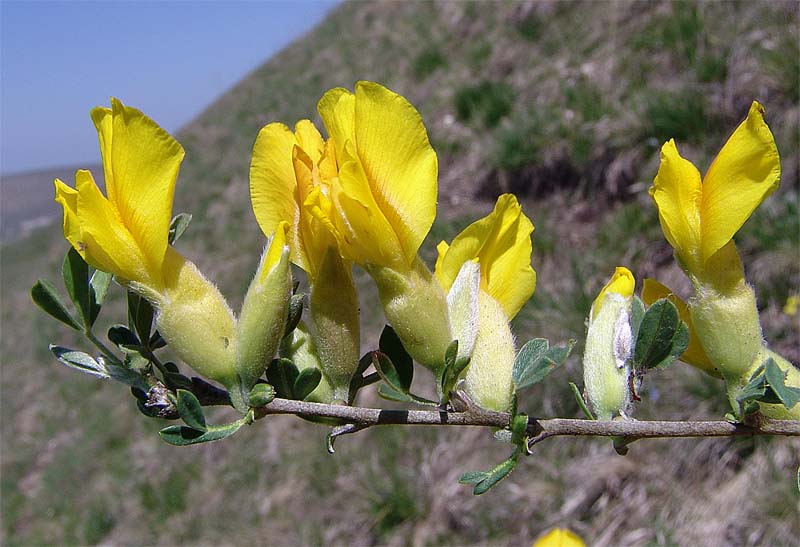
left=582, top=267, right=635, bottom=420
left=435, top=194, right=536, bottom=411
left=649, top=102, right=791, bottom=402
left=250, top=120, right=359, bottom=402
left=54, top=99, right=238, bottom=388
left=305, top=81, right=452, bottom=373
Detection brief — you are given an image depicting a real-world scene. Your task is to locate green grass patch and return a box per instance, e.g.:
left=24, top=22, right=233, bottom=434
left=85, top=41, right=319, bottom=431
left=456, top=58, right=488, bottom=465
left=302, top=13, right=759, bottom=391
left=641, top=89, right=714, bottom=144
left=454, top=81, right=514, bottom=128
left=412, top=47, right=447, bottom=81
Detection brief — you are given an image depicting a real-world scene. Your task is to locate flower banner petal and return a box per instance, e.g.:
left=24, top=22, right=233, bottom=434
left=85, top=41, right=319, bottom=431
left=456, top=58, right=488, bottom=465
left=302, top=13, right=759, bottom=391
left=353, top=81, right=438, bottom=265
left=592, top=266, right=634, bottom=318
left=650, top=139, right=703, bottom=266
left=107, top=98, right=184, bottom=277
left=54, top=178, right=81, bottom=252
left=700, top=101, right=781, bottom=263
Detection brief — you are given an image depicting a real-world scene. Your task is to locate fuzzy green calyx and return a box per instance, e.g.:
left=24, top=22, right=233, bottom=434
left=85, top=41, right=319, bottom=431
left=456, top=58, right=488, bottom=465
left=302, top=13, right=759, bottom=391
left=366, top=256, right=452, bottom=374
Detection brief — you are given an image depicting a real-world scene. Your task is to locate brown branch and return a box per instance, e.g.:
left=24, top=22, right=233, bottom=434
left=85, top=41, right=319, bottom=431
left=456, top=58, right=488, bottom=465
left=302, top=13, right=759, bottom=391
left=253, top=397, right=800, bottom=444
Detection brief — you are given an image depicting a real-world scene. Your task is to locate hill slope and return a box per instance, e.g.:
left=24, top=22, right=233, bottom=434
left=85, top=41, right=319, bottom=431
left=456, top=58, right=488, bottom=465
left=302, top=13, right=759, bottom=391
left=2, top=1, right=798, bottom=545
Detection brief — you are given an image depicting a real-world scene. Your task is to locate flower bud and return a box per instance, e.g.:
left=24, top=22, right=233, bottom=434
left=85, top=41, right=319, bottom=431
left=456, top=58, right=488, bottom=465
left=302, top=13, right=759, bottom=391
left=309, top=247, right=360, bottom=402
left=280, top=322, right=335, bottom=404
left=462, top=291, right=516, bottom=412
left=236, top=223, right=292, bottom=406
left=155, top=247, right=237, bottom=388
left=583, top=267, right=635, bottom=420
left=366, top=256, right=452, bottom=374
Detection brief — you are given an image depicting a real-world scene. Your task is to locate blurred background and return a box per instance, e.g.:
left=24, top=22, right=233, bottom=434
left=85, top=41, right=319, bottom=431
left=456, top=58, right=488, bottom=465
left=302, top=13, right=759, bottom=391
left=1, top=1, right=798, bottom=545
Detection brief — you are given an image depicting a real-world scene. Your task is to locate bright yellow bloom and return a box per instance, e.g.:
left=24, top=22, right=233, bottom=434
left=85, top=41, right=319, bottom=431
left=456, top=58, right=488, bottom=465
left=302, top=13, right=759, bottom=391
left=532, top=528, right=586, bottom=547
left=641, top=278, right=719, bottom=377
left=435, top=193, right=536, bottom=320
left=650, top=101, right=780, bottom=275
left=434, top=194, right=536, bottom=411
left=583, top=267, right=635, bottom=420
left=55, top=98, right=184, bottom=292
left=784, top=295, right=799, bottom=316
left=54, top=99, right=237, bottom=386
left=250, top=118, right=360, bottom=400
left=309, top=81, right=439, bottom=271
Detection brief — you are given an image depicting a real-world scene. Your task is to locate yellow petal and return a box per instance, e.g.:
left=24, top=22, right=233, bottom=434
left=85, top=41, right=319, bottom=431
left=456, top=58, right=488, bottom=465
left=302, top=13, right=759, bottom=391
left=641, top=278, right=719, bottom=376
left=700, top=101, right=781, bottom=263
left=101, top=98, right=184, bottom=277
left=435, top=194, right=535, bottom=319
left=650, top=139, right=703, bottom=267
left=74, top=170, right=157, bottom=288
left=325, top=140, right=405, bottom=267
left=293, top=119, right=325, bottom=164
left=54, top=178, right=81, bottom=252
left=592, top=266, right=634, bottom=317
left=261, top=221, right=290, bottom=284
left=90, top=106, right=115, bottom=198
left=532, top=528, right=586, bottom=547
left=318, top=87, right=356, bottom=163
left=250, top=122, right=307, bottom=270
left=352, top=81, right=438, bottom=265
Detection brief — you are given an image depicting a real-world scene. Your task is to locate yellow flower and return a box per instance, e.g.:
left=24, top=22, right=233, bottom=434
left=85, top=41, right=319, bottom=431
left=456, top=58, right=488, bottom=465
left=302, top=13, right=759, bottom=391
left=784, top=295, right=799, bottom=316
left=54, top=99, right=237, bottom=387
left=309, top=81, right=438, bottom=271
left=583, top=267, right=635, bottom=420
left=54, top=98, right=184, bottom=292
left=296, top=81, right=450, bottom=372
left=532, top=528, right=586, bottom=547
left=650, top=101, right=780, bottom=276
left=250, top=119, right=360, bottom=400
left=435, top=194, right=536, bottom=320
left=641, top=278, right=719, bottom=377
left=434, top=194, right=536, bottom=411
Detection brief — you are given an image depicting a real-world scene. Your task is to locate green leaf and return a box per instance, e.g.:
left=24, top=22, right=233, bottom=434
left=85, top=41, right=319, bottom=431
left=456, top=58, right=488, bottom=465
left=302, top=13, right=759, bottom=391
left=629, top=296, right=646, bottom=344
left=379, top=326, right=413, bottom=390
left=103, top=359, right=150, bottom=391
left=176, top=389, right=207, bottom=431
left=127, top=292, right=154, bottom=345
left=633, top=299, right=688, bottom=370
left=62, top=248, right=90, bottom=326
left=764, top=358, right=800, bottom=409
left=108, top=324, right=140, bottom=348
left=458, top=471, right=486, bottom=485
left=149, top=331, right=167, bottom=349
left=31, top=279, right=82, bottom=330
left=513, top=339, right=574, bottom=391
left=248, top=383, right=276, bottom=407
left=284, top=294, right=305, bottom=338
left=294, top=368, right=322, bottom=401
left=377, top=384, right=438, bottom=406
left=50, top=345, right=108, bottom=379
left=441, top=354, right=471, bottom=400
left=444, top=340, right=459, bottom=370
left=159, top=420, right=244, bottom=446
left=164, top=372, right=193, bottom=391
left=168, top=213, right=192, bottom=244
left=373, top=351, right=406, bottom=393
left=510, top=413, right=528, bottom=449
left=89, top=270, right=113, bottom=326
left=265, top=358, right=299, bottom=399
left=472, top=454, right=519, bottom=495
left=569, top=382, right=595, bottom=420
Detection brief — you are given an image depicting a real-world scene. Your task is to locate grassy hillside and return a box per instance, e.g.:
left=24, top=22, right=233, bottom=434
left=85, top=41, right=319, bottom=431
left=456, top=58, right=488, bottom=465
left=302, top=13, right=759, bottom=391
left=2, top=1, right=799, bottom=545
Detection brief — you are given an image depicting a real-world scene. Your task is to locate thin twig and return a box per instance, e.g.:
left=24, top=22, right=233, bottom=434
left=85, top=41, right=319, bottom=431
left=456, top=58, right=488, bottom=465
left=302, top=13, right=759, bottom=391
left=252, top=397, right=800, bottom=443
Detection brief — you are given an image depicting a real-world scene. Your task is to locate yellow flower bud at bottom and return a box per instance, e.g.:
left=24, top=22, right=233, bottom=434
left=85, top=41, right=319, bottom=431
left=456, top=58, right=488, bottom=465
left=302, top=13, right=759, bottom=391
left=583, top=293, right=632, bottom=420
left=366, top=256, right=452, bottom=374
left=154, top=248, right=237, bottom=388
left=463, top=291, right=516, bottom=412
left=745, top=347, right=800, bottom=420
left=310, top=248, right=360, bottom=402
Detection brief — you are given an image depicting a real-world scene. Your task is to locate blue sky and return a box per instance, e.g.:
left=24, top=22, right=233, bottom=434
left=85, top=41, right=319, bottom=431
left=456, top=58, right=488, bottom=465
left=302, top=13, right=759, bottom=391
left=0, top=0, right=338, bottom=174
